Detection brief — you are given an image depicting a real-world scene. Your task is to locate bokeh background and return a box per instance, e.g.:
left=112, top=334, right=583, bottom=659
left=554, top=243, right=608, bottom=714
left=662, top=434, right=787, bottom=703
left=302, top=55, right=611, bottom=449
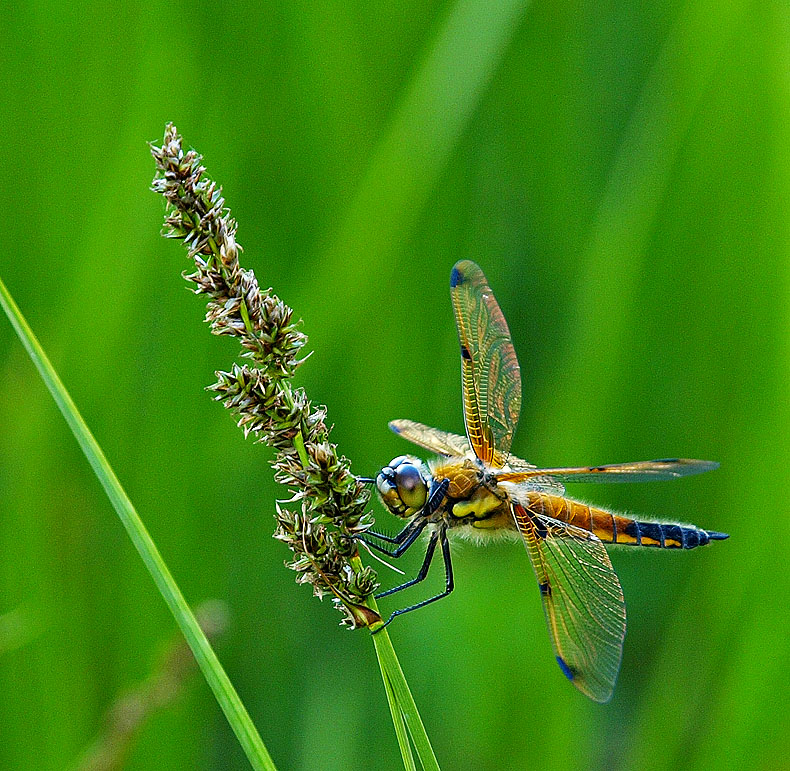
left=0, top=1, right=787, bottom=769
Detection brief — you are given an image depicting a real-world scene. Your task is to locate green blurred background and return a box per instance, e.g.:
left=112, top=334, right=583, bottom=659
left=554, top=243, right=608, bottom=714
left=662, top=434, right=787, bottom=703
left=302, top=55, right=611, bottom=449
left=1, top=1, right=787, bottom=769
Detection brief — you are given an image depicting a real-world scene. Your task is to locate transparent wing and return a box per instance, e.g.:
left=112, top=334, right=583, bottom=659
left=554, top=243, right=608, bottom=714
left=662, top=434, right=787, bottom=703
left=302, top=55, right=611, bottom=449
left=506, top=454, right=538, bottom=470
left=505, top=476, right=567, bottom=496
left=389, top=419, right=474, bottom=458
left=389, top=419, right=543, bottom=473
left=495, top=459, right=719, bottom=485
left=503, top=456, right=566, bottom=494
left=511, top=503, right=626, bottom=703
left=450, top=260, right=521, bottom=467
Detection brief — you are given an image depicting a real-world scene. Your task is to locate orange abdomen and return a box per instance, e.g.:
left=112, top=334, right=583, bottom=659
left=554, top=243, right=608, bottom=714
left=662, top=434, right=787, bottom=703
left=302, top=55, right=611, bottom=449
left=523, top=492, right=718, bottom=549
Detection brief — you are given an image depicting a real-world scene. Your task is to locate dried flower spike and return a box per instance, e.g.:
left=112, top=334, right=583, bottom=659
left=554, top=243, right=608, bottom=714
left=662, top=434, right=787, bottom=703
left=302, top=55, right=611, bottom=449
left=150, top=124, right=379, bottom=628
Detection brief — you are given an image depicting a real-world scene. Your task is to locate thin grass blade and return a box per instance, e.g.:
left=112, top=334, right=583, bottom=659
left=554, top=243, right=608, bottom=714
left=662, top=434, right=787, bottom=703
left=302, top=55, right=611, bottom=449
left=366, top=591, right=439, bottom=771
left=0, top=276, right=277, bottom=771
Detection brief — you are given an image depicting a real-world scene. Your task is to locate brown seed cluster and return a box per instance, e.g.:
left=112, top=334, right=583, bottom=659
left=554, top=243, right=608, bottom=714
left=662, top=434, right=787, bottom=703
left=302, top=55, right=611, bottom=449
left=150, top=124, right=379, bottom=627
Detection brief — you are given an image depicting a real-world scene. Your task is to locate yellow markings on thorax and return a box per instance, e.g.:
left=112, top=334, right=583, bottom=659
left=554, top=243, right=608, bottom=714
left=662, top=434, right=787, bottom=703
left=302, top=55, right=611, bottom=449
left=429, top=458, right=510, bottom=528
left=451, top=486, right=506, bottom=524
left=469, top=507, right=514, bottom=530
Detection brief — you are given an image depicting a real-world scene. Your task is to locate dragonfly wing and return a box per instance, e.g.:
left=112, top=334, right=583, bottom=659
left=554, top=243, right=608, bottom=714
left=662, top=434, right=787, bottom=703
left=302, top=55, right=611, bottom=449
left=501, top=456, right=565, bottom=494
left=506, top=454, right=537, bottom=470
left=389, top=418, right=569, bottom=493
left=450, top=260, right=521, bottom=467
left=511, top=503, right=626, bottom=703
left=495, top=459, right=719, bottom=485
left=389, top=419, right=474, bottom=458
left=512, top=477, right=567, bottom=496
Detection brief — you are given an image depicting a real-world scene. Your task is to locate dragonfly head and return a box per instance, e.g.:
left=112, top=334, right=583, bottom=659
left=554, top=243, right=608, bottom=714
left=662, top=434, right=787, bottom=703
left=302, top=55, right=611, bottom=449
left=375, top=455, right=430, bottom=518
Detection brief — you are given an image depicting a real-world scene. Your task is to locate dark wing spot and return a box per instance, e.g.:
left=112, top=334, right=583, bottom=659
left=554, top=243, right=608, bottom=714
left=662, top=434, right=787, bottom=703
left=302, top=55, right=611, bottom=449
left=460, top=344, right=472, bottom=360
left=450, top=265, right=465, bottom=287
left=539, top=581, right=551, bottom=597
left=556, top=656, right=576, bottom=681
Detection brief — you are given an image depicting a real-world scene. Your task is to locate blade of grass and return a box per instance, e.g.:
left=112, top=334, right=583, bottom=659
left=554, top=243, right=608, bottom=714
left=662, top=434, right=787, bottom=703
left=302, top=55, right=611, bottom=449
left=372, top=627, right=439, bottom=771
left=365, top=592, right=439, bottom=771
left=0, top=277, right=276, bottom=771
left=377, top=658, right=417, bottom=771
left=150, top=124, right=441, bottom=770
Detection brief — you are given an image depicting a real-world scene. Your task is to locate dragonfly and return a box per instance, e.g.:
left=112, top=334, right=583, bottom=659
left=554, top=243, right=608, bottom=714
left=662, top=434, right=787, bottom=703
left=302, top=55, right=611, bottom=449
left=360, top=260, right=727, bottom=703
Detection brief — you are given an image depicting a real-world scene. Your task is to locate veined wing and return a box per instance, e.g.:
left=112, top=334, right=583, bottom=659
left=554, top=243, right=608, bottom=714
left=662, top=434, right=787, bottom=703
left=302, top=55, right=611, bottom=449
left=502, top=455, right=567, bottom=494
left=512, top=503, right=626, bottom=703
left=495, top=459, right=719, bottom=485
left=389, top=419, right=474, bottom=458
left=450, top=260, right=521, bottom=468
left=389, top=419, right=538, bottom=472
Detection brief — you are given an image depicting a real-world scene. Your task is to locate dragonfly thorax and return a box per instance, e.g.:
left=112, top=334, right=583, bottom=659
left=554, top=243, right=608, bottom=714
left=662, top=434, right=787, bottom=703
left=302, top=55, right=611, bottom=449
left=429, top=457, right=510, bottom=526
left=377, top=453, right=512, bottom=529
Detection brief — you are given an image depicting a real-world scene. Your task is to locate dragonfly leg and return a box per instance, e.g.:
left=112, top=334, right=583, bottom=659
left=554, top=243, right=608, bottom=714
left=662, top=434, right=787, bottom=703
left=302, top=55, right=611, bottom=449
left=373, top=529, right=454, bottom=632
left=375, top=530, right=439, bottom=599
left=362, top=519, right=417, bottom=545
left=360, top=518, right=427, bottom=557
left=360, top=479, right=448, bottom=555
left=425, top=478, right=450, bottom=515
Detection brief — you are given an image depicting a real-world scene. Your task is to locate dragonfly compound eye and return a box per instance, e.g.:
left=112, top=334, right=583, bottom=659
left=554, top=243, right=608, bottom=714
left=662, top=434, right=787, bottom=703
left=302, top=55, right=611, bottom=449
left=375, top=456, right=428, bottom=517
left=394, top=463, right=428, bottom=510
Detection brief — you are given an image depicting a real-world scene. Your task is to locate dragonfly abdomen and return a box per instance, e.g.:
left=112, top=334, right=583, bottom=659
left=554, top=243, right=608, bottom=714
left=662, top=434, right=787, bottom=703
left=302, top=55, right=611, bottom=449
left=525, top=492, right=728, bottom=549
left=603, top=516, right=726, bottom=549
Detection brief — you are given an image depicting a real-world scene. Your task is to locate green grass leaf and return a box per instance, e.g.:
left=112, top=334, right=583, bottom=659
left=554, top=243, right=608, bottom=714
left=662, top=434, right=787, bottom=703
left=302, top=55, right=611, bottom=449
left=0, top=276, right=277, bottom=771
left=366, top=592, right=439, bottom=771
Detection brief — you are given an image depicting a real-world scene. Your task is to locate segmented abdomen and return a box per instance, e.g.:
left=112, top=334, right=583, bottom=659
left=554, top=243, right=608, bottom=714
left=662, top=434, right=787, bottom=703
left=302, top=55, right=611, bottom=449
left=524, top=492, right=722, bottom=549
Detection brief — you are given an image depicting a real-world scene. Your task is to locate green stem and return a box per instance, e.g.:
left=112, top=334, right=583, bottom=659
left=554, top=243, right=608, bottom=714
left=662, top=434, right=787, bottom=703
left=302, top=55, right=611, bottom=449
left=365, top=593, right=440, bottom=771
left=377, top=650, right=417, bottom=771
left=0, top=277, right=277, bottom=771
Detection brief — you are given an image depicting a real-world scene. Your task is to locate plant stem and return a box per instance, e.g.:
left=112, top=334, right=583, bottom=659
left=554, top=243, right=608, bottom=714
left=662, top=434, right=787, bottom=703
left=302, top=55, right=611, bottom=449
left=0, top=277, right=277, bottom=771
left=150, top=123, right=441, bottom=769
left=365, top=592, right=440, bottom=771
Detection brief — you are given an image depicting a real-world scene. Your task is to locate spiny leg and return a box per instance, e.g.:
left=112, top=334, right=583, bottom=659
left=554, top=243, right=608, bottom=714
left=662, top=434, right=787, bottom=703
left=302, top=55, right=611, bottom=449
left=425, top=478, right=450, bottom=515
left=376, top=530, right=439, bottom=599
left=360, top=517, right=428, bottom=557
left=373, top=528, right=455, bottom=632
left=359, top=478, right=449, bottom=556
left=363, top=518, right=419, bottom=545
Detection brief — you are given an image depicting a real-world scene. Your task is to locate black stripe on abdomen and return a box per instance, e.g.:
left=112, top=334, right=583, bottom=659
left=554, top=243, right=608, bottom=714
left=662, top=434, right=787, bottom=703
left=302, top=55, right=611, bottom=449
left=617, top=520, right=728, bottom=549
